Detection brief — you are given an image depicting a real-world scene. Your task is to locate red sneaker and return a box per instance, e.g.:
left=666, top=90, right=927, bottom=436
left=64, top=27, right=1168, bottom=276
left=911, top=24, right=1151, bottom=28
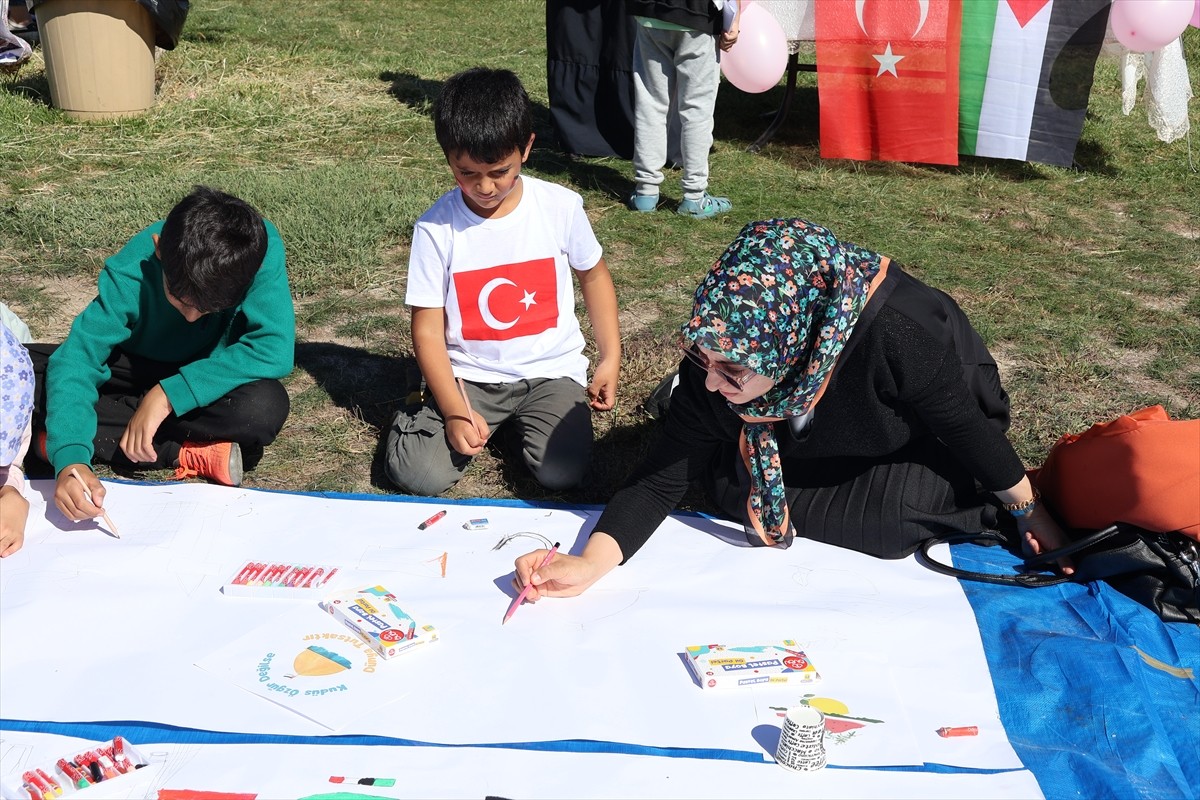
left=175, top=441, right=243, bottom=487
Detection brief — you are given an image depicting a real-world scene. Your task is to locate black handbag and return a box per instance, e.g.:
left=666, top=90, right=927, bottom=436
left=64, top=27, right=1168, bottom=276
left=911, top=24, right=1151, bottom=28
left=920, top=523, right=1200, bottom=624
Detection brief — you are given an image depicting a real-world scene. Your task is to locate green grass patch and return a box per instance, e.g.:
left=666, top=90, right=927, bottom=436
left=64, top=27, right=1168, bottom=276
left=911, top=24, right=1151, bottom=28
left=3, top=1, right=1196, bottom=501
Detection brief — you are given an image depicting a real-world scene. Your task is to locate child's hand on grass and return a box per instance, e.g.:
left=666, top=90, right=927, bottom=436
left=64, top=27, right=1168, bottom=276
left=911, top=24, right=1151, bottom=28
left=588, top=358, right=620, bottom=411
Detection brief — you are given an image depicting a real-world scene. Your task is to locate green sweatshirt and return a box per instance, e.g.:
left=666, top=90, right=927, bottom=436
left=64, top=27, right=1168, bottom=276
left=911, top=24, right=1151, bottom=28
left=46, top=220, right=295, bottom=473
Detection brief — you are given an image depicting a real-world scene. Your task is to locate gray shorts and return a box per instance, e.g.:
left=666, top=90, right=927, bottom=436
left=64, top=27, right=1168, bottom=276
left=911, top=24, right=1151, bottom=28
left=383, top=376, right=592, bottom=496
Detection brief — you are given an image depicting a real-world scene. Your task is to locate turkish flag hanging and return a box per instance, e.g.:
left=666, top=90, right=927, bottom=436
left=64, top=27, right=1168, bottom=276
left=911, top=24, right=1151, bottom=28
left=453, top=257, right=560, bottom=342
left=816, top=0, right=962, bottom=165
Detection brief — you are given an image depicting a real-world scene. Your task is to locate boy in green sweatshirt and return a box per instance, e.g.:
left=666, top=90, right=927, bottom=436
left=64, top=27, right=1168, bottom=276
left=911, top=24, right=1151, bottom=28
left=29, top=186, right=295, bottom=523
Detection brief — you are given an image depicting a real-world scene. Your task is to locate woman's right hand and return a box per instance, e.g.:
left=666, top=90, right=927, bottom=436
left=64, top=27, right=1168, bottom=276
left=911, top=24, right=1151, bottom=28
left=1018, top=504, right=1075, bottom=575
left=512, top=532, right=624, bottom=602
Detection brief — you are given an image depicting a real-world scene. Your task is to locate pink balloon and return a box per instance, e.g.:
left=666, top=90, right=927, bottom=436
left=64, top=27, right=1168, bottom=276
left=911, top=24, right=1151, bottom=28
left=720, top=3, right=788, bottom=94
left=1110, top=0, right=1193, bottom=52
left=1191, top=0, right=1200, bottom=29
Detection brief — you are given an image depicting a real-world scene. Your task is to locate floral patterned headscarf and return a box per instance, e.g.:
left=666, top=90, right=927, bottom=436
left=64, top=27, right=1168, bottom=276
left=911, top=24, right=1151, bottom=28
left=1, top=323, right=34, bottom=467
left=682, top=219, right=884, bottom=545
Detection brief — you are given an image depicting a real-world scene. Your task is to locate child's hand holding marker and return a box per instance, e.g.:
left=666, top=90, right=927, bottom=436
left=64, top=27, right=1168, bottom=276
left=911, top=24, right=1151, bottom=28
left=54, top=465, right=121, bottom=538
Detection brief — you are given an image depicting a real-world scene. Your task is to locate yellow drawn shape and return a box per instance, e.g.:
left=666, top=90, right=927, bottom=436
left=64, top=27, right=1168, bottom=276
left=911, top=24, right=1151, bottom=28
left=1133, top=646, right=1194, bottom=679
left=807, top=697, right=850, bottom=716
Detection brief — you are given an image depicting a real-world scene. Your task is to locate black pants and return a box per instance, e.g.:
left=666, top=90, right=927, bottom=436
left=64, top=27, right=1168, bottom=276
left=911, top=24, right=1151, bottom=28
left=28, top=344, right=289, bottom=471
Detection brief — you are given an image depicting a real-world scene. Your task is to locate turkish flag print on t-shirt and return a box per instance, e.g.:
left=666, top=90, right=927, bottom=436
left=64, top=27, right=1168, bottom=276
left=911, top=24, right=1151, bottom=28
left=454, top=257, right=559, bottom=341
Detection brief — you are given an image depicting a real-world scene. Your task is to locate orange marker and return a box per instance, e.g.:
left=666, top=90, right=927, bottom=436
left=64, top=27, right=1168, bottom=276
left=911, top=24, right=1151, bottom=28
left=937, top=726, right=978, bottom=737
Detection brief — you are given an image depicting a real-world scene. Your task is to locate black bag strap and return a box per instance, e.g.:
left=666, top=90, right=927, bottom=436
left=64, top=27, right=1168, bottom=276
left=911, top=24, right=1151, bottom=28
left=1022, top=524, right=1130, bottom=568
left=919, top=529, right=1076, bottom=588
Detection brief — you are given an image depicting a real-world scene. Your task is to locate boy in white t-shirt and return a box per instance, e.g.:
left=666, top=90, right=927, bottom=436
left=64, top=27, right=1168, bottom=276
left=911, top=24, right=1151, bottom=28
left=386, top=67, right=621, bottom=497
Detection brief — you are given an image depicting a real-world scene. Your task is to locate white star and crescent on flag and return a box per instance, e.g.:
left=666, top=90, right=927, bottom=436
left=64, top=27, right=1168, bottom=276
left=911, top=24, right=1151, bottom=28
left=454, top=257, right=557, bottom=341
left=873, top=43, right=904, bottom=77
left=855, top=0, right=930, bottom=78
left=476, top=279, right=538, bottom=330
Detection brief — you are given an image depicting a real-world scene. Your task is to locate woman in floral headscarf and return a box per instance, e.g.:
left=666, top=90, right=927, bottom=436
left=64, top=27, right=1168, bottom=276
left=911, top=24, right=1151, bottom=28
left=1, top=318, right=35, bottom=557
left=513, top=219, right=1069, bottom=599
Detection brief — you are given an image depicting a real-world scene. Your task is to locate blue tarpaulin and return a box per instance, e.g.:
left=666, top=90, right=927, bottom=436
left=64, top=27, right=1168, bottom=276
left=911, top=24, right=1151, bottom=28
left=954, top=541, right=1200, bottom=798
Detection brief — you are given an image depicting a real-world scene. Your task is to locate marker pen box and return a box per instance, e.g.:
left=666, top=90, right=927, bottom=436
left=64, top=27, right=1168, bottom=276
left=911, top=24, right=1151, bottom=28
left=0, top=737, right=156, bottom=798
left=685, top=640, right=822, bottom=689
left=322, top=584, right=439, bottom=660
left=221, top=561, right=340, bottom=598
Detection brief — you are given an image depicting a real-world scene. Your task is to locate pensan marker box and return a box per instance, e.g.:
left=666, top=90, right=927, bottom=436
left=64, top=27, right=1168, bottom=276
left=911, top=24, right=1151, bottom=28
left=221, top=561, right=340, bottom=598
left=322, top=584, right=439, bottom=659
left=0, top=735, right=156, bottom=797
left=685, top=640, right=821, bottom=689
left=463, top=518, right=489, bottom=530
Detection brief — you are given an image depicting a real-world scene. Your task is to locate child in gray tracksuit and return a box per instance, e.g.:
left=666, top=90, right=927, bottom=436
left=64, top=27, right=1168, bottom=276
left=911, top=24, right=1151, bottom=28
left=627, top=0, right=740, bottom=218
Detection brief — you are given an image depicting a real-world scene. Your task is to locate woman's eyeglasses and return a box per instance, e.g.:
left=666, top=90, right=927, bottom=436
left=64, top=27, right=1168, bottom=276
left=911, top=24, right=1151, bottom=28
left=679, top=342, right=755, bottom=389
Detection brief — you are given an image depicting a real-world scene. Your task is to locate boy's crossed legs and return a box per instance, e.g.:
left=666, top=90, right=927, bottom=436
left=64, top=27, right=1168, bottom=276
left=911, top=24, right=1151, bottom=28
left=29, top=344, right=289, bottom=484
left=385, top=377, right=592, bottom=497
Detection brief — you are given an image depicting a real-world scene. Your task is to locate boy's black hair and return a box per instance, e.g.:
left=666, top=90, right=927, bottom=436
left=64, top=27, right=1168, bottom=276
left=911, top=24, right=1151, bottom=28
left=158, top=186, right=268, bottom=313
left=434, top=67, right=533, bottom=164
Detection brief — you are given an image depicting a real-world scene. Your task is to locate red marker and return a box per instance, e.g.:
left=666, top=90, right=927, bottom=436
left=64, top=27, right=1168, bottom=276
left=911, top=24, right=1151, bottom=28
left=84, top=750, right=117, bottom=780
left=320, top=568, right=338, bottom=586
left=56, top=759, right=90, bottom=789
left=303, top=567, right=325, bottom=588
left=417, top=509, right=447, bottom=530
left=100, top=745, right=126, bottom=774
left=111, top=735, right=133, bottom=772
left=233, top=562, right=261, bottom=584
left=21, top=772, right=53, bottom=800
left=263, top=564, right=288, bottom=586
left=937, top=726, right=978, bottom=737
left=35, top=769, right=62, bottom=796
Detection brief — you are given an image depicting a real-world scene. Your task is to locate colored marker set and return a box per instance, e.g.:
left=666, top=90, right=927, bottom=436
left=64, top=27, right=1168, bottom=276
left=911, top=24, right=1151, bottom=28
left=322, top=584, right=439, bottom=659
left=684, top=641, right=822, bottom=689
left=221, top=561, right=340, bottom=598
left=1, top=736, right=152, bottom=798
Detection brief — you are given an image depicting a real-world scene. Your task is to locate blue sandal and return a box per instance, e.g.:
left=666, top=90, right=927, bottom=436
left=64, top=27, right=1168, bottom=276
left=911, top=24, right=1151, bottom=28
left=676, top=193, right=732, bottom=219
left=628, top=193, right=659, bottom=213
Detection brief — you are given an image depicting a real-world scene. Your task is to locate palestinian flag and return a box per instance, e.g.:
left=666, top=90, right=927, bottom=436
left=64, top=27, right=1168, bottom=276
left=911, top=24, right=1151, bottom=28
left=960, top=0, right=1110, bottom=166
left=815, top=0, right=962, bottom=166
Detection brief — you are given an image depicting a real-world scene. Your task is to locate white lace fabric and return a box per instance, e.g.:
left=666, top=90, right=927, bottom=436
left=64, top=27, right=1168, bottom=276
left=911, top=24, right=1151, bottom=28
left=1121, top=37, right=1194, bottom=143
